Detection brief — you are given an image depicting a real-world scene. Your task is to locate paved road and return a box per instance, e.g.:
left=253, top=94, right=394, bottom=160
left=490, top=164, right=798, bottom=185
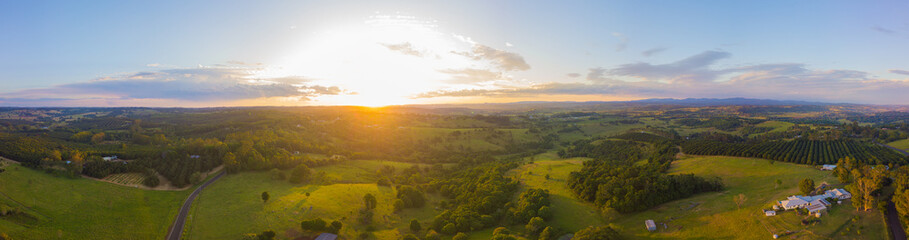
left=165, top=171, right=224, bottom=240
left=875, top=140, right=909, bottom=156
left=887, top=200, right=908, bottom=240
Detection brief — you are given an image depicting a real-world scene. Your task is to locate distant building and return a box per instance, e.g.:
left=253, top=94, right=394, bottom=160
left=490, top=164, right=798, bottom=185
left=314, top=233, right=338, bottom=240
left=821, top=164, right=837, bottom=171
left=645, top=219, right=656, bottom=231
left=189, top=155, right=201, bottom=159
left=102, top=156, right=118, bottom=161
left=777, top=189, right=847, bottom=213
left=764, top=210, right=776, bottom=216
left=826, top=188, right=851, bottom=200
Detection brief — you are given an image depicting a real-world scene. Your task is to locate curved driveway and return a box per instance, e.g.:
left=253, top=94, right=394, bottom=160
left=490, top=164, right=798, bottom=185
left=165, top=171, right=224, bottom=240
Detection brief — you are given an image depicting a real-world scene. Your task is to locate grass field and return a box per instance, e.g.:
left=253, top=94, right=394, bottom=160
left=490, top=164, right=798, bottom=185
left=887, top=138, right=909, bottom=151
left=0, top=164, right=189, bottom=239
left=315, top=160, right=425, bottom=183
left=186, top=160, right=446, bottom=240
left=508, top=156, right=603, bottom=232
left=756, top=120, right=796, bottom=134
left=612, top=156, right=885, bottom=239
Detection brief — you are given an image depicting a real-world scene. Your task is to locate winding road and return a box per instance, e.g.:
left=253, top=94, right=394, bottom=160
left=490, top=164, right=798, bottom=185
left=877, top=140, right=909, bottom=240
left=165, top=171, right=224, bottom=240
left=887, top=201, right=908, bottom=240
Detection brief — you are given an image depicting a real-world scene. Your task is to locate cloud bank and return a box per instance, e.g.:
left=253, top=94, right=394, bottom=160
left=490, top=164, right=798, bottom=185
left=416, top=50, right=909, bottom=104
left=0, top=65, right=348, bottom=107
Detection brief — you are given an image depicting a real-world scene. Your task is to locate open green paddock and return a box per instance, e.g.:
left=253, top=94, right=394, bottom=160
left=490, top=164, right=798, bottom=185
left=0, top=164, right=188, bottom=239
left=612, top=156, right=885, bottom=239
left=185, top=160, right=447, bottom=240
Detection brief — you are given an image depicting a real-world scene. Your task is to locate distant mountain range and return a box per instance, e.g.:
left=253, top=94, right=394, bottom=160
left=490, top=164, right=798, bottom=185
left=618, top=97, right=843, bottom=106
left=386, top=97, right=909, bottom=114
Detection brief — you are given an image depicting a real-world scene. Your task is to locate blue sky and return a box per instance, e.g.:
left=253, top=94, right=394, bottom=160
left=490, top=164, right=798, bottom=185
left=2, top=0, right=908, bottom=106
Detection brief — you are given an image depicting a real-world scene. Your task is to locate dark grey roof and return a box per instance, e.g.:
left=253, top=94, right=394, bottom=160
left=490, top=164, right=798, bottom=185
left=315, top=233, right=338, bottom=240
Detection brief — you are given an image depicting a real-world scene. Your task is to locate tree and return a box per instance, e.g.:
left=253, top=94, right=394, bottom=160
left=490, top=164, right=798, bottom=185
left=424, top=230, right=440, bottom=240
left=799, top=178, right=815, bottom=195
left=775, top=179, right=782, bottom=189
left=452, top=233, right=468, bottom=240
left=364, top=193, right=377, bottom=210
left=289, top=164, right=312, bottom=184
left=91, top=132, right=106, bottom=144
left=143, top=174, right=160, bottom=187
left=393, top=199, right=405, bottom=213
left=300, top=218, right=327, bottom=232
left=525, top=217, right=545, bottom=234
left=492, top=227, right=510, bottom=236
left=442, top=223, right=457, bottom=235
left=572, top=226, right=621, bottom=240
left=329, top=220, right=342, bottom=234
left=258, top=230, right=276, bottom=240
left=261, top=191, right=270, bottom=203
left=401, top=234, right=419, bottom=240
left=409, top=219, right=422, bottom=232
left=396, top=185, right=426, bottom=208
left=733, top=194, right=747, bottom=209
left=539, top=226, right=552, bottom=240
left=537, top=206, right=552, bottom=220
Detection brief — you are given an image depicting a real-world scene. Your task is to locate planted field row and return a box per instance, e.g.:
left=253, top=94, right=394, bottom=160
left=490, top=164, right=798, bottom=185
left=681, top=139, right=908, bottom=165
left=103, top=173, right=146, bottom=185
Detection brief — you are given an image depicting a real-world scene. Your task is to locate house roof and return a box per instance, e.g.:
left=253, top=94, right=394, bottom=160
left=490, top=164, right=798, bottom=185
left=780, top=198, right=808, bottom=208
left=315, top=233, right=338, bottom=240
left=807, top=203, right=826, bottom=212
left=645, top=219, right=656, bottom=229
left=828, top=188, right=850, bottom=196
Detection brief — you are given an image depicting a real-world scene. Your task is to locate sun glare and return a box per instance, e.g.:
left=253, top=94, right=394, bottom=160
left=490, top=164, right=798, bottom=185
left=268, top=15, right=472, bottom=107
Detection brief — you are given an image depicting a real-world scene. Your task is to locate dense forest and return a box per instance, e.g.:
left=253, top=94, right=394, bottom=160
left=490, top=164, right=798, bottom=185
left=563, top=135, right=724, bottom=213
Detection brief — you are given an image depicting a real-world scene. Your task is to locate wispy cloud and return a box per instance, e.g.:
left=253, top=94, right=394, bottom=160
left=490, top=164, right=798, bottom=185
left=0, top=64, right=348, bottom=106
left=454, top=44, right=530, bottom=71
left=641, top=47, right=667, bottom=57
left=610, top=50, right=731, bottom=83
left=586, top=67, right=614, bottom=82
left=381, top=42, right=424, bottom=57
left=871, top=25, right=896, bottom=35
left=566, top=73, right=581, bottom=78
left=890, top=69, right=909, bottom=75
left=612, top=32, right=628, bottom=52
left=438, top=68, right=506, bottom=84
left=415, top=50, right=909, bottom=104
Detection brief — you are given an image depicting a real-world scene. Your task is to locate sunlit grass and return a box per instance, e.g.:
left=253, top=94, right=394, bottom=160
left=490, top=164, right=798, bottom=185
left=0, top=164, right=188, bottom=240
left=612, top=156, right=885, bottom=239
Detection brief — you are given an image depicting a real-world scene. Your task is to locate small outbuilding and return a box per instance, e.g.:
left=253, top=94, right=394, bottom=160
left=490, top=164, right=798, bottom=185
left=645, top=219, right=656, bottom=231
left=764, top=210, right=776, bottom=216
left=314, top=233, right=338, bottom=240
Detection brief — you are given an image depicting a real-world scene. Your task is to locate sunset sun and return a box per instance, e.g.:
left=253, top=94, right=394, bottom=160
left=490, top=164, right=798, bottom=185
left=267, top=15, right=476, bottom=106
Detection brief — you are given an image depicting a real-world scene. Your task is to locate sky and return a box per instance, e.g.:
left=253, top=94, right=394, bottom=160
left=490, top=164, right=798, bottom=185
left=1, top=0, right=909, bottom=107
